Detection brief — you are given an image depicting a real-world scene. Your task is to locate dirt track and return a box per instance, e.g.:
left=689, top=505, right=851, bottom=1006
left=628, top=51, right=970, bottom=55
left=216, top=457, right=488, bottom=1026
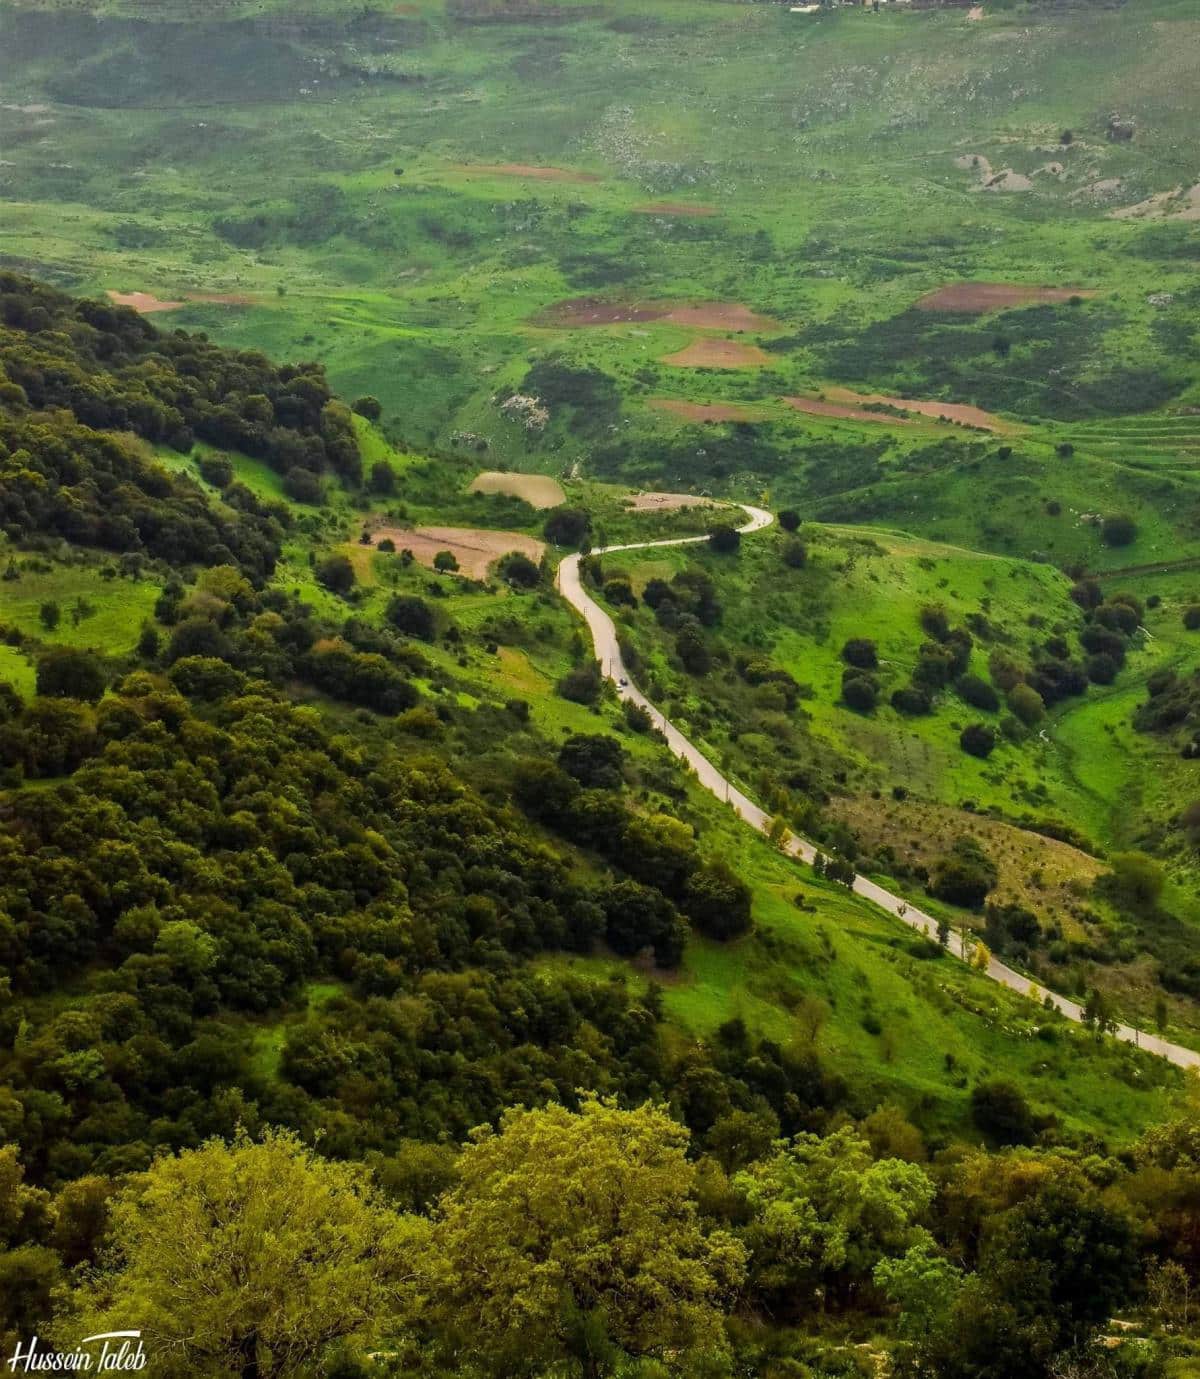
left=783, top=395, right=913, bottom=425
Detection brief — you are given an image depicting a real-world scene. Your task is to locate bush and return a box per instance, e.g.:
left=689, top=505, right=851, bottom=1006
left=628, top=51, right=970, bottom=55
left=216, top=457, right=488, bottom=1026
left=778, top=509, right=801, bottom=532
left=316, top=554, right=356, bottom=596
left=433, top=551, right=459, bottom=574
left=683, top=861, right=752, bottom=941
left=970, top=1079, right=1035, bottom=1146
left=956, top=675, right=999, bottom=712
left=386, top=595, right=435, bottom=641
left=198, top=452, right=234, bottom=488
left=708, top=525, right=741, bottom=555
left=283, top=467, right=324, bottom=504
left=1006, top=683, right=1045, bottom=726
left=36, top=647, right=106, bottom=703
left=544, top=508, right=591, bottom=547
left=781, top=539, right=808, bottom=569
left=558, top=734, right=626, bottom=790
left=841, top=638, right=878, bottom=670
left=558, top=660, right=603, bottom=705
left=960, top=723, right=996, bottom=758
left=352, top=395, right=383, bottom=421
left=603, top=579, right=636, bottom=607
left=1086, top=652, right=1119, bottom=685
left=1184, top=605, right=1200, bottom=631
left=497, top=552, right=541, bottom=588
left=369, top=461, right=394, bottom=494
left=1101, top=513, right=1137, bottom=547
left=842, top=673, right=878, bottom=712
left=891, top=685, right=932, bottom=715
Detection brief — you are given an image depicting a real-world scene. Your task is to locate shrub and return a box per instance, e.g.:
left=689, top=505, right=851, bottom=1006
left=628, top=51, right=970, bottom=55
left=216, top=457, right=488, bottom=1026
left=1006, top=682, right=1046, bottom=726
left=198, top=452, right=234, bottom=488
left=369, top=460, right=394, bottom=494
left=433, top=550, right=459, bottom=574
left=544, top=508, right=591, bottom=547
left=842, top=673, right=878, bottom=712
left=386, top=595, right=435, bottom=641
left=36, top=647, right=106, bottom=703
left=1101, top=513, right=1137, bottom=547
left=841, top=637, right=878, bottom=670
left=283, top=467, right=323, bottom=504
left=557, top=660, right=603, bottom=705
left=956, top=675, right=999, bottom=712
left=920, top=605, right=951, bottom=641
left=352, top=395, right=383, bottom=421
left=603, top=579, right=636, bottom=607
left=708, top=525, right=741, bottom=554
left=683, top=861, right=752, bottom=941
left=960, top=723, right=996, bottom=758
left=497, top=552, right=541, bottom=588
left=316, top=554, right=356, bottom=595
left=778, top=509, right=801, bottom=532
left=891, top=685, right=932, bottom=715
left=558, top=733, right=625, bottom=790
left=782, top=539, right=808, bottom=569
left=971, top=1079, right=1035, bottom=1146
left=1184, top=606, right=1200, bottom=631
left=1086, top=652, right=1119, bottom=685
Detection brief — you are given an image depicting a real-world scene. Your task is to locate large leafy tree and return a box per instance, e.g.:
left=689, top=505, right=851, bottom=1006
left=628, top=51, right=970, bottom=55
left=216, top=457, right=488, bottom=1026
left=60, top=1130, right=428, bottom=1379
left=420, top=1097, right=746, bottom=1376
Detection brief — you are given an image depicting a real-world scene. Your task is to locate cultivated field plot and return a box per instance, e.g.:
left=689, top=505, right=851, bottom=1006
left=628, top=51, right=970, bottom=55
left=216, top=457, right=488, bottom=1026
left=365, top=524, right=544, bottom=579
left=467, top=470, right=565, bottom=508
left=914, top=283, right=1098, bottom=312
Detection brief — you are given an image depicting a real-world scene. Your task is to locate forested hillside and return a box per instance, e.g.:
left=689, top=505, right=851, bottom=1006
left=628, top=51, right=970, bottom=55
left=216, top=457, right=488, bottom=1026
left=0, top=275, right=1196, bottom=1378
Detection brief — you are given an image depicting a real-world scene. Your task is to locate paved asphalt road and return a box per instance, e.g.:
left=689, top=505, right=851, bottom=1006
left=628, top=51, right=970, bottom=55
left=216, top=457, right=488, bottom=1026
left=556, top=504, right=1200, bottom=1070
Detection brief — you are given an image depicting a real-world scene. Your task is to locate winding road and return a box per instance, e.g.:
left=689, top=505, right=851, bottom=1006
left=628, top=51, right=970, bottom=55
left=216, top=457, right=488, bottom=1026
left=557, top=504, right=1200, bottom=1071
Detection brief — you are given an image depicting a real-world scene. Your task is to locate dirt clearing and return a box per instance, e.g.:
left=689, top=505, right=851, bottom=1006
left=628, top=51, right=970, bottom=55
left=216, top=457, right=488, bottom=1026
left=649, top=399, right=766, bottom=423
left=624, top=492, right=720, bottom=513
left=661, top=338, right=773, bottom=369
left=107, top=289, right=256, bottom=314
left=824, top=386, right=1017, bottom=433
left=540, top=298, right=779, bottom=331
left=365, top=525, right=544, bottom=580
left=107, top=290, right=184, bottom=313
left=468, top=470, right=565, bottom=508
left=782, top=396, right=913, bottom=425
left=456, top=163, right=600, bottom=183
left=916, top=282, right=1097, bottom=312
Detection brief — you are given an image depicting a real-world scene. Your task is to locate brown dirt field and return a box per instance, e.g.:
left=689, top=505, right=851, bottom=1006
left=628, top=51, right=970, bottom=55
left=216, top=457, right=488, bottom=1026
left=631, top=202, right=718, bottom=217
left=829, top=795, right=1104, bottom=942
left=107, top=289, right=255, bottom=313
left=365, top=524, right=544, bottom=580
left=468, top=470, right=565, bottom=508
left=661, top=338, right=773, bottom=369
left=824, top=386, right=1017, bottom=433
left=107, top=290, right=184, bottom=314
left=648, top=399, right=766, bottom=423
left=540, top=298, right=779, bottom=331
left=782, top=396, right=914, bottom=425
left=455, top=163, right=600, bottom=183
left=624, top=492, right=720, bottom=513
left=915, top=282, right=1097, bottom=312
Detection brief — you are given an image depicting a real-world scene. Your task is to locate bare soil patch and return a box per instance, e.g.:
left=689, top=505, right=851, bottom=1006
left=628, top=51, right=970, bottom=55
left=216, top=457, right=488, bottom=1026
left=107, top=289, right=256, bottom=314
left=107, top=290, right=184, bottom=314
left=915, top=282, right=1097, bottom=312
left=365, top=524, right=544, bottom=580
left=824, top=386, right=1017, bottom=433
left=782, top=396, right=913, bottom=425
left=468, top=470, right=565, bottom=508
left=631, top=202, right=718, bottom=217
left=540, top=298, right=779, bottom=331
left=649, top=399, right=766, bottom=423
left=456, top=163, right=600, bottom=183
left=661, top=338, right=772, bottom=369
left=624, top=492, right=720, bottom=513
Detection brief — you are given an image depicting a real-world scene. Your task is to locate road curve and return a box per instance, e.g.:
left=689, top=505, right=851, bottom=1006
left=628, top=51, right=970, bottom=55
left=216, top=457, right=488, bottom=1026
left=557, top=504, right=1200, bottom=1071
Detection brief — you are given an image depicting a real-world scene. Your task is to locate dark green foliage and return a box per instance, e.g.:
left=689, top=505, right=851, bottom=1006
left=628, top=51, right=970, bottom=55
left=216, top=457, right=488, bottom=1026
left=283, top=467, right=324, bottom=505
left=1101, top=513, right=1137, bottom=547
left=970, top=1079, right=1036, bottom=1146
left=557, top=659, right=603, bottom=705
left=956, top=675, right=999, bottom=712
left=316, top=553, right=356, bottom=596
left=522, top=361, right=621, bottom=434
left=841, top=637, right=878, bottom=671
left=558, top=734, right=625, bottom=790
left=602, top=880, right=686, bottom=968
left=708, top=525, right=741, bottom=555
left=959, top=722, right=997, bottom=758
left=603, top=578, right=636, bottom=607
left=781, top=538, right=808, bottom=569
left=544, top=507, right=591, bottom=547
left=386, top=595, right=435, bottom=641
left=778, top=509, right=801, bottom=532
left=930, top=836, right=997, bottom=909
left=1185, top=605, right=1200, bottom=631
left=197, top=453, right=234, bottom=488
left=891, top=684, right=932, bottom=716
left=497, top=551, right=541, bottom=588
left=841, top=672, right=878, bottom=713
left=682, top=861, right=752, bottom=941
left=352, top=396, right=383, bottom=421
left=369, top=460, right=395, bottom=494
left=675, top=619, right=711, bottom=675
left=35, top=647, right=106, bottom=703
